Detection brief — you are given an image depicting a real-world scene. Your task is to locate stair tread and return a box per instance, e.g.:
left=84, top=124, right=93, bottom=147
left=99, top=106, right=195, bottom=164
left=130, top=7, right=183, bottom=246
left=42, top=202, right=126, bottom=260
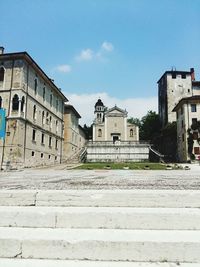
left=0, top=227, right=200, bottom=242
left=1, top=206, right=200, bottom=213
left=0, top=259, right=198, bottom=267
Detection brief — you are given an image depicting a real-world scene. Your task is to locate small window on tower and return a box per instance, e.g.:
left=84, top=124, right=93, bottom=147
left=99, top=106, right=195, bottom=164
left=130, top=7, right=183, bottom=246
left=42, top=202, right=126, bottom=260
left=172, top=73, right=176, bottom=79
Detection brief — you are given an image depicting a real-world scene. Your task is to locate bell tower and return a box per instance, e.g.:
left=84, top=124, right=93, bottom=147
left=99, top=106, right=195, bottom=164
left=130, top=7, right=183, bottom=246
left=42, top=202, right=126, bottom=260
left=94, top=98, right=105, bottom=123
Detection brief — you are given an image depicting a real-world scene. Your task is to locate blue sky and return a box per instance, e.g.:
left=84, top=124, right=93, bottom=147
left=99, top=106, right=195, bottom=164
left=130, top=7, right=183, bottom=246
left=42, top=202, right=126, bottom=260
left=1, top=0, right=200, bottom=123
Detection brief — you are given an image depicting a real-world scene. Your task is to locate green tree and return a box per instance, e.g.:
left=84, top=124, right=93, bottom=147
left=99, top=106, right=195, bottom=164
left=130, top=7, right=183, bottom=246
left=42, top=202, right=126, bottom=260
left=83, top=124, right=93, bottom=140
left=140, top=111, right=161, bottom=141
left=127, top=117, right=141, bottom=127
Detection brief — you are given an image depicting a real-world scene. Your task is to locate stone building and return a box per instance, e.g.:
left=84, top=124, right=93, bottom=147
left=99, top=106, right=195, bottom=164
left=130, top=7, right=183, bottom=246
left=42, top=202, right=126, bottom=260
left=158, top=68, right=196, bottom=127
left=87, top=99, right=149, bottom=162
left=173, top=96, right=200, bottom=162
left=63, top=104, right=86, bottom=162
left=0, top=48, right=68, bottom=169
left=92, top=99, right=139, bottom=142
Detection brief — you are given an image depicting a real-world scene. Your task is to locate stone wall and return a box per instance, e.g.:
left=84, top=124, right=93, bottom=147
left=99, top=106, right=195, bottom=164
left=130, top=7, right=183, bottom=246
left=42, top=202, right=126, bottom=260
left=86, top=141, right=149, bottom=162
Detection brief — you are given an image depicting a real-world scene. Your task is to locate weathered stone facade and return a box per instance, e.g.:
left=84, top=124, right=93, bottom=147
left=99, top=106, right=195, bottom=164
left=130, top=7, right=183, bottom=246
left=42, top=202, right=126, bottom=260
left=158, top=69, right=194, bottom=127
left=63, top=104, right=86, bottom=161
left=173, top=96, right=200, bottom=162
left=0, top=50, right=67, bottom=169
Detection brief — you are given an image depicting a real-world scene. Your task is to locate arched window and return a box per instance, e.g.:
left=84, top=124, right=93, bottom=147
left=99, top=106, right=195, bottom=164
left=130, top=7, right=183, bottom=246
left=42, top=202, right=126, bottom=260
left=43, top=87, right=45, bottom=102
left=21, top=96, right=25, bottom=112
left=0, top=67, right=5, bottom=83
left=33, top=105, right=37, bottom=120
left=34, top=78, right=38, bottom=95
left=130, top=129, right=133, bottom=137
left=98, top=129, right=102, bottom=137
left=12, top=94, right=19, bottom=111
left=0, top=96, right=2, bottom=109
left=42, top=111, right=45, bottom=125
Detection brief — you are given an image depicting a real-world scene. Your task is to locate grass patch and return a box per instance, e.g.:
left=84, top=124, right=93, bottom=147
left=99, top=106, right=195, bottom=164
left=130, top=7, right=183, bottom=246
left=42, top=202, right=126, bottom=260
left=75, top=162, right=169, bottom=170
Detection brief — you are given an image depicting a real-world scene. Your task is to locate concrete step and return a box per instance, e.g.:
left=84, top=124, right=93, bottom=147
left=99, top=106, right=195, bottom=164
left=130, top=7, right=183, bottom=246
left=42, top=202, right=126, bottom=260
left=1, top=189, right=200, bottom=207
left=1, top=206, right=200, bottom=230
left=1, top=227, right=200, bottom=262
left=0, top=259, right=199, bottom=267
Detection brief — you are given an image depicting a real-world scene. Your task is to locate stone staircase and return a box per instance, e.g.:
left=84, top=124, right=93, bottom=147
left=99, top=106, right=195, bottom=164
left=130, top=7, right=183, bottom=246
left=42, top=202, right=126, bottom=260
left=0, top=189, right=200, bottom=266
left=64, top=147, right=87, bottom=164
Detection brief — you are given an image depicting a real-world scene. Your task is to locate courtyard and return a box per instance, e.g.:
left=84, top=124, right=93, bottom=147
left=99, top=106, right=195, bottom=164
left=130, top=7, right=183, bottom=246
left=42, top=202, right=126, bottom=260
left=0, top=163, right=200, bottom=190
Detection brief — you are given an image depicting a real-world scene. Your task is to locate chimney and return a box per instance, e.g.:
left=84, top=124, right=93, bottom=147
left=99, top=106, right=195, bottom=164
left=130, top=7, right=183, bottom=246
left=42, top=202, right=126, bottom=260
left=0, top=47, right=4, bottom=55
left=190, top=68, right=195, bottom=81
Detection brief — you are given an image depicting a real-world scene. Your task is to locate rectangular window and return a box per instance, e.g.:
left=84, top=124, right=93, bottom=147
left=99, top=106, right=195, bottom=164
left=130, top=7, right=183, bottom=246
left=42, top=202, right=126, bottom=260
left=192, top=118, right=197, bottom=125
left=172, top=73, right=176, bottom=79
left=182, top=133, right=184, bottom=142
left=181, top=120, right=184, bottom=128
left=193, top=132, right=198, bottom=140
left=55, top=139, right=58, bottom=149
left=41, top=133, right=45, bottom=144
left=191, top=104, right=197, bottom=112
left=49, top=136, right=52, bottom=147
left=32, top=129, right=36, bottom=141
left=194, top=147, right=200, bottom=154
left=181, top=74, right=186, bottom=79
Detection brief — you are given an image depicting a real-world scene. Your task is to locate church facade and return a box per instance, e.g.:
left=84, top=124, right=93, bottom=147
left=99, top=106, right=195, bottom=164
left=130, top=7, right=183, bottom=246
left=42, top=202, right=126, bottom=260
left=92, top=99, right=139, bottom=142
left=87, top=99, right=149, bottom=162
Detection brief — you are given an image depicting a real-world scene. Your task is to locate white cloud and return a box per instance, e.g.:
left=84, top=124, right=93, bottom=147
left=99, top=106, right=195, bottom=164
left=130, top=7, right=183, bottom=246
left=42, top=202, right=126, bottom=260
left=65, top=92, right=158, bottom=125
left=75, top=42, right=114, bottom=62
left=55, top=64, right=71, bottom=73
left=76, top=49, right=94, bottom=61
left=101, top=41, right=114, bottom=52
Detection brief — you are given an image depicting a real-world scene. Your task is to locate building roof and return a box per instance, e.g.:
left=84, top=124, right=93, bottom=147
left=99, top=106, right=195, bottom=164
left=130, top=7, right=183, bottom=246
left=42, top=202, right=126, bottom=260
left=0, top=51, right=68, bottom=101
left=157, top=70, right=191, bottom=84
left=105, top=105, right=128, bottom=115
left=64, top=104, right=81, bottom=118
left=172, top=95, right=200, bottom=112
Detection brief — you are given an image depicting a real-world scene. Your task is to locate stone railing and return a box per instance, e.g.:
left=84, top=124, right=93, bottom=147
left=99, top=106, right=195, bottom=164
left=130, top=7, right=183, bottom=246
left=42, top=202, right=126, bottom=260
left=87, top=140, right=150, bottom=146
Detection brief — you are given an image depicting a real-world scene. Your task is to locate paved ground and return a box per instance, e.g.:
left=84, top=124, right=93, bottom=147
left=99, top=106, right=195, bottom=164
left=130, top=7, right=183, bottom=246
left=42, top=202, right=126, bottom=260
left=0, top=163, right=200, bottom=190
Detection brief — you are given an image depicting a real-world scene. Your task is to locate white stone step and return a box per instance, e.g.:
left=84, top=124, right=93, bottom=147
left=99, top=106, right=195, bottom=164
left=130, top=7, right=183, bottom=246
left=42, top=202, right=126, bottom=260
left=1, top=206, right=200, bottom=230
left=1, top=227, right=200, bottom=262
left=0, top=259, right=199, bottom=267
left=0, top=190, right=200, bottom=207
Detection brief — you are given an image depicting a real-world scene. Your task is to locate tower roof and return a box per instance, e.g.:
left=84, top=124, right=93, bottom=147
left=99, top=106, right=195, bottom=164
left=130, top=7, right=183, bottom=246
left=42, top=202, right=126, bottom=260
left=95, top=98, right=104, bottom=107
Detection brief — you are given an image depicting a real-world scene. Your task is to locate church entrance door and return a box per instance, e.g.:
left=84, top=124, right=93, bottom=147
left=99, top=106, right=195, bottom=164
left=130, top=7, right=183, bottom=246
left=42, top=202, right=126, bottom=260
left=113, top=136, right=119, bottom=143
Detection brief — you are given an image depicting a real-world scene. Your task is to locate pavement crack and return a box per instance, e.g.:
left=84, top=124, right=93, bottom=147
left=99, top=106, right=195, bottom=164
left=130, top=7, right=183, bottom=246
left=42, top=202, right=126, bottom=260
left=14, top=243, right=22, bottom=258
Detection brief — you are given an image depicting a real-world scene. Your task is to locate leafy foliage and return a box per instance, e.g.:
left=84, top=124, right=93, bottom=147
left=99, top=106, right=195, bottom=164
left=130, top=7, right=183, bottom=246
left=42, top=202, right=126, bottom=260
left=83, top=124, right=93, bottom=140
left=128, top=111, right=161, bottom=141
left=127, top=117, right=141, bottom=127
left=140, top=111, right=161, bottom=141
